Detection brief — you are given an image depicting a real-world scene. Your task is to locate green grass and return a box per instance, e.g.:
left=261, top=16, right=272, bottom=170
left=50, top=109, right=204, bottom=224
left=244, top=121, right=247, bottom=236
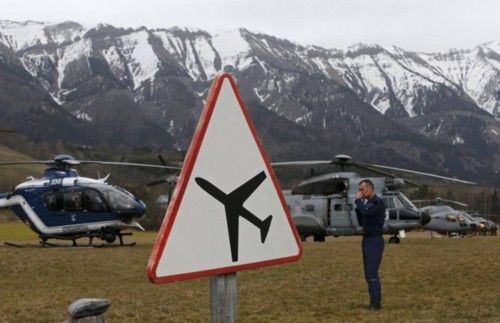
left=0, top=225, right=499, bottom=322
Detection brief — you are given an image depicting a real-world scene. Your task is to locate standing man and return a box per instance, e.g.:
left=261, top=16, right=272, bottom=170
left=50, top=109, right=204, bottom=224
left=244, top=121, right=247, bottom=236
left=355, top=179, right=386, bottom=311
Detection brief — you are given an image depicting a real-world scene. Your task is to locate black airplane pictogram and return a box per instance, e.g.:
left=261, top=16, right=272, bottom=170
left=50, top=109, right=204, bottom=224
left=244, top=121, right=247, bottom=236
left=195, top=171, right=273, bottom=262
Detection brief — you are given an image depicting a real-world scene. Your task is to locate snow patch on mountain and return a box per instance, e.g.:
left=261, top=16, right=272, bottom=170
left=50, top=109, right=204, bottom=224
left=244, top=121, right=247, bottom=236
left=211, top=30, right=251, bottom=69
left=419, top=48, right=500, bottom=116
left=57, top=38, right=93, bottom=88
left=75, top=111, right=92, bottom=122
left=253, top=88, right=270, bottom=102
left=192, top=36, right=218, bottom=78
left=452, top=135, right=464, bottom=145
left=101, top=45, right=127, bottom=82
left=153, top=30, right=182, bottom=56
left=0, top=20, right=49, bottom=51
left=118, top=30, right=160, bottom=90
left=1, top=20, right=499, bottom=119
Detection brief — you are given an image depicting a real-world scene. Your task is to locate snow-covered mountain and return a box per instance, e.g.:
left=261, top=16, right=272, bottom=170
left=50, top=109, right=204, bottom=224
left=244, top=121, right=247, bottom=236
left=0, top=20, right=499, bottom=184
left=2, top=20, right=499, bottom=118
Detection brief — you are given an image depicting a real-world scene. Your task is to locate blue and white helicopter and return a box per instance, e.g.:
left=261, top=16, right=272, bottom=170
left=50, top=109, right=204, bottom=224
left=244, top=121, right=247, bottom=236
left=0, top=154, right=179, bottom=247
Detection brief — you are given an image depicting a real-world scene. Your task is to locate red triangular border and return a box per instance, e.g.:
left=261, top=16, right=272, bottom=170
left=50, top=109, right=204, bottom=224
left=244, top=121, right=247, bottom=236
left=147, top=73, right=302, bottom=284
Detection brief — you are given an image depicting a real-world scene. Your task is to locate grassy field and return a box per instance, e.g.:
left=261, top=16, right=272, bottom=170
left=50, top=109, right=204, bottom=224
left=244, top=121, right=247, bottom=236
left=0, top=224, right=498, bottom=322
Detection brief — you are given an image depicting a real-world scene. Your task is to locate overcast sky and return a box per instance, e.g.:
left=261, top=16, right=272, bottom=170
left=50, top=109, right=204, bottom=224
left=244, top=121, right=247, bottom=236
left=1, top=0, right=498, bottom=52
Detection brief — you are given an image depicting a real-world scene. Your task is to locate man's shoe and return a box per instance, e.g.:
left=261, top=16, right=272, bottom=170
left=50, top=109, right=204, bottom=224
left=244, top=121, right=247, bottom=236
left=369, top=304, right=382, bottom=311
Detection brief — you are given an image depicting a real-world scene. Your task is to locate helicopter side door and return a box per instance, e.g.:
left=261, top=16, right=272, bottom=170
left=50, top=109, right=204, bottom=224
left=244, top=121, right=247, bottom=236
left=328, top=196, right=354, bottom=232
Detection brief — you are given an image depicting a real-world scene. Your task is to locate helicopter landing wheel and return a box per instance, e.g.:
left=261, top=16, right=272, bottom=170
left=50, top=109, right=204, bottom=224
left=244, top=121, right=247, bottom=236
left=101, top=228, right=117, bottom=244
left=388, top=236, right=400, bottom=244
left=313, top=235, right=325, bottom=242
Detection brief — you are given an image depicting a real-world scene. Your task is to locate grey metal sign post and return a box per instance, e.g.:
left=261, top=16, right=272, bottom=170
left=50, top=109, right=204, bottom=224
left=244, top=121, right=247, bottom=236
left=210, top=272, right=237, bottom=323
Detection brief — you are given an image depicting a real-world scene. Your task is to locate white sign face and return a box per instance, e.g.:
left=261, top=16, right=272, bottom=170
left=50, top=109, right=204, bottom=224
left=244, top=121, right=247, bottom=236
left=148, top=74, right=302, bottom=284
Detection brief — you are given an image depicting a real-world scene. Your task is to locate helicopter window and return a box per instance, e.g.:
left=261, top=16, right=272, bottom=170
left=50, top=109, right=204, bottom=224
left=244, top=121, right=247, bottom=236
left=63, top=190, right=83, bottom=212
left=45, top=192, right=63, bottom=211
left=382, top=197, right=396, bottom=209
left=97, top=186, right=137, bottom=210
left=83, top=189, right=108, bottom=212
left=334, top=204, right=343, bottom=211
left=446, top=215, right=457, bottom=222
left=303, top=204, right=315, bottom=212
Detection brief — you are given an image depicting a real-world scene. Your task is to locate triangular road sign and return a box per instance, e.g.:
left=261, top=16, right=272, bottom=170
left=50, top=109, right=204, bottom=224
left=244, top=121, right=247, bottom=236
left=148, top=73, right=302, bottom=284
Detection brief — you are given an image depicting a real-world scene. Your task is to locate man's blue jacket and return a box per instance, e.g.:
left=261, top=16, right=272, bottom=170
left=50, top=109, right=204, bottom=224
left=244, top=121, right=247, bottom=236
left=354, top=195, right=386, bottom=236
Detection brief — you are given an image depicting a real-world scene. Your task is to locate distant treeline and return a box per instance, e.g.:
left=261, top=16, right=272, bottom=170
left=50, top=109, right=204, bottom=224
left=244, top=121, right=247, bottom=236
left=0, top=135, right=498, bottom=230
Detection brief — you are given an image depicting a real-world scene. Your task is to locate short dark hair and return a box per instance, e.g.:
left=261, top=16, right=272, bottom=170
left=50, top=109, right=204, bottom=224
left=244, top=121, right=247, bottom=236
left=359, top=179, right=374, bottom=189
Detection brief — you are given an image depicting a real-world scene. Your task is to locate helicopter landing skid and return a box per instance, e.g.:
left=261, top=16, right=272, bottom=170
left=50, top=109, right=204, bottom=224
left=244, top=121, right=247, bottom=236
left=4, top=231, right=137, bottom=248
left=3, top=241, right=93, bottom=249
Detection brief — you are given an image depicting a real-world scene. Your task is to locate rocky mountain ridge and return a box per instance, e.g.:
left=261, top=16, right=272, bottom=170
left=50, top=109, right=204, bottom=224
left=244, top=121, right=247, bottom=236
left=0, top=20, right=498, bottom=184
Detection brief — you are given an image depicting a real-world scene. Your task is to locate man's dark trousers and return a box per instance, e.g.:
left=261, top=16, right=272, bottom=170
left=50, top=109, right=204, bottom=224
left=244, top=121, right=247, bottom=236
left=362, top=234, right=384, bottom=306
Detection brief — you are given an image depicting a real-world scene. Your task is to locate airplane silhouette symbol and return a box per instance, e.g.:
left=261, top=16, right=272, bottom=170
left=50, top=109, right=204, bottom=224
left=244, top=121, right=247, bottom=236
left=195, top=171, right=273, bottom=262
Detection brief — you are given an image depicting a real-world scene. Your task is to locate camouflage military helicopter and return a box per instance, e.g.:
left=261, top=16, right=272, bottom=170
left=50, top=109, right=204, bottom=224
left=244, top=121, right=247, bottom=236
left=274, top=155, right=475, bottom=243
left=471, top=214, right=498, bottom=235
left=146, top=154, right=475, bottom=243
left=413, top=198, right=483, bottom=236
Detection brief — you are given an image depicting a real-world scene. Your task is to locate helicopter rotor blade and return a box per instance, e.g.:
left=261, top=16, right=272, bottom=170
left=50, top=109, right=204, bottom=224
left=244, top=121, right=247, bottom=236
left=147, top=174, right=178, bottom=187
left=354, top=163, right=420, bottom=186
left=440, top=199, right=468, bottom=207
left=78, top=160, right=181, bottom=170
left=271, top=160, right=333, bottom=167
left=411, top=200, right=431, bottom=204
left=363, top=164, right=476, bottom=185
left=147, top=179, right=170, bottom=187
left=0, top=160, right=53, bottom=166
left=411, top=198, right=468, bottom=207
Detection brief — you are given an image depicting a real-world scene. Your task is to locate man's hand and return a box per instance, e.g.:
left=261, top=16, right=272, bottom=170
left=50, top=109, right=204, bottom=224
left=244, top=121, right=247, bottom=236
left=356, top=191, right=363, bottom=199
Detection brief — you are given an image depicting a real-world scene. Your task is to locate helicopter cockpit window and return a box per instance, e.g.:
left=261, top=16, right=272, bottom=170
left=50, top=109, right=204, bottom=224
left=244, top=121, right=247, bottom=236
left=446, top=214, right=457, bottom=222
left=45, top=192, right=63, bottom=211
left=83, top=189, right=108, bottom=212
left=97, top=186, right=137, bottom=210
left=382, top=197, right=396, bottom=209
left=63, top=190, right=83, bottom=212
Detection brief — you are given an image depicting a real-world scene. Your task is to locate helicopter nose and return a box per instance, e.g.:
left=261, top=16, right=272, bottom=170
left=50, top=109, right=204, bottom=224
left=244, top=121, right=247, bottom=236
left=420, top=211, right=431, bottom=226
left=137, top=200, right=147, bottom=216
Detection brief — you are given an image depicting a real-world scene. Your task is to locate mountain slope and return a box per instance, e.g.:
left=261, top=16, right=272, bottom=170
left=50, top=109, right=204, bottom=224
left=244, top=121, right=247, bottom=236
left=0, top=20, right=498, bottom=184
